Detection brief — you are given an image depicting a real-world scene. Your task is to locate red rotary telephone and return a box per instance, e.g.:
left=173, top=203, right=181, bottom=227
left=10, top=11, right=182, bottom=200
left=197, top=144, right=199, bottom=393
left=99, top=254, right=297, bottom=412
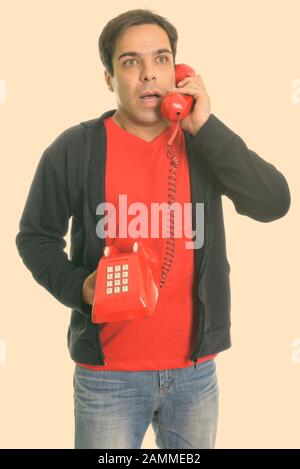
left=91, top=64, right=196, bottom=324
left=92, top=238, right=160, bottom=323
left=160, top=63, right=196, bottom=122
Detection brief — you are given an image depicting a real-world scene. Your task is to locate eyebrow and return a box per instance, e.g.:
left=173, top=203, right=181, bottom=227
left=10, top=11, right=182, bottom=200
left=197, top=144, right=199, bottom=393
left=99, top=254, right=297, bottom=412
left=117, top=48, right=172, bottom=61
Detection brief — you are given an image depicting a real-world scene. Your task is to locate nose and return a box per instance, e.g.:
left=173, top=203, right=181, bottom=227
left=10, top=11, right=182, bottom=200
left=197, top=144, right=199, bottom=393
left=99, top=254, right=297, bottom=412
left=143, top=73, right=156, bottom=82
left=140, top=62, right=157, bottom=82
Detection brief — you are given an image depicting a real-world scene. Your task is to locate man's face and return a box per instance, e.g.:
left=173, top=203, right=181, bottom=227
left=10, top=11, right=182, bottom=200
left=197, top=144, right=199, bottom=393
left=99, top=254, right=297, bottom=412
left=105, top=23, right=176, bottom=126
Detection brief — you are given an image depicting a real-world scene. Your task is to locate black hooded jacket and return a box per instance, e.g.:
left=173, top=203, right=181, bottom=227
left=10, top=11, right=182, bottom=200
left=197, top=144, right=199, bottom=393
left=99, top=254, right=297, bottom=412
left=15, top=111, right=291, bottom=366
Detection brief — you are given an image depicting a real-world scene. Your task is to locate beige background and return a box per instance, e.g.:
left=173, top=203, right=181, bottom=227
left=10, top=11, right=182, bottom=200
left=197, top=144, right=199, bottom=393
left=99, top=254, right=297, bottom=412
left=0, top=0, right=299, bottom=449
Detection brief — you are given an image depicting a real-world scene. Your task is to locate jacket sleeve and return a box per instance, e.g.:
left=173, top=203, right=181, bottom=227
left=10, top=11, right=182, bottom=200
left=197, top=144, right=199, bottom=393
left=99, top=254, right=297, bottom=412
left=15, top=137, right=92, bottom=316
left=191, top=113, right=291, bottom=222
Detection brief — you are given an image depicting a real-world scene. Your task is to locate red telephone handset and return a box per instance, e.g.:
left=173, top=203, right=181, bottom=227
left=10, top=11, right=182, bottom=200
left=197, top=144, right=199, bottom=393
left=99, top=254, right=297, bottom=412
left=161, top=64, right=196, bottom=122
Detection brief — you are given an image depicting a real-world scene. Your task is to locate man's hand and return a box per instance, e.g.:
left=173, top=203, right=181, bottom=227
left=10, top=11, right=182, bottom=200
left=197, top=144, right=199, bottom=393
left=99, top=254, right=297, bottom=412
left=82, top=269, right=97, bottom=305
left=169, top=73, right=211, bottom=136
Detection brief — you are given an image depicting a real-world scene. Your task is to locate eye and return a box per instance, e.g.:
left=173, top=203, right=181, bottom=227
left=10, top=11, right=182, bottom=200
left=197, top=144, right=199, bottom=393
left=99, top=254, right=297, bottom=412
left=157, top=55, right=169, bottom=63
left=124, top=58, right=138, bottom=66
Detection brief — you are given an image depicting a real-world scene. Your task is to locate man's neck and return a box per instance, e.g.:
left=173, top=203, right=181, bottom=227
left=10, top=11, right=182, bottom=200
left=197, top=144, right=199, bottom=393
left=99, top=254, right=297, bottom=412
left=112, top=111, right=170, bottom=143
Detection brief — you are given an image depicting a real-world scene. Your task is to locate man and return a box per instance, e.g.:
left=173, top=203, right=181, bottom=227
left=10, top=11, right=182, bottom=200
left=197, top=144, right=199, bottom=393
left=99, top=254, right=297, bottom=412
left=15, top=9, right=291, bottom=449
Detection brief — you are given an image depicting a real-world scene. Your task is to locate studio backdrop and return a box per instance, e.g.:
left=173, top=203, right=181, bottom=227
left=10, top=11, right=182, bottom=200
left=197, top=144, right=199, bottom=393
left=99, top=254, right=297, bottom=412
left=0, top=0, right=299, bottom=449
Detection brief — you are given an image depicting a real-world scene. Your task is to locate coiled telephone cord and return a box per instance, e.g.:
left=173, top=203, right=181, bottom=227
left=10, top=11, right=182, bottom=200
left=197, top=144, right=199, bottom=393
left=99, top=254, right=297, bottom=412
left=159, top=117, right=181, bottom=288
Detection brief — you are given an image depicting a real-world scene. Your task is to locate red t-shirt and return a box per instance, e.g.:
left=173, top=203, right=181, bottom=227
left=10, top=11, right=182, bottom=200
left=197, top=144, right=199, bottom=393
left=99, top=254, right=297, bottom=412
left=76, top=115, right=217, bottom=371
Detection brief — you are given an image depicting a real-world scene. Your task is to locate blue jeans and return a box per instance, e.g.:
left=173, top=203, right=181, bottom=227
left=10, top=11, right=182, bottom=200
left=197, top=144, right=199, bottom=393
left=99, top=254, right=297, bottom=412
left=73, top=358, right=219, bottom=449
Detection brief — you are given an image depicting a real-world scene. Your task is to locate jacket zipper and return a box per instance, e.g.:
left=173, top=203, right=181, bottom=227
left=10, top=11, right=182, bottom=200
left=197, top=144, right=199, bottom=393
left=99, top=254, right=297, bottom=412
left=97, top=324, right=107, bottom=366
left=191, top=199, right=211, bottom=370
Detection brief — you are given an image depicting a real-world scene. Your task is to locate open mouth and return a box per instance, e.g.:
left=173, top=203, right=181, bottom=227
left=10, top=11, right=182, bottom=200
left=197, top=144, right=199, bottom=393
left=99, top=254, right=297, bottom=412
left=140, top=92, right=162, bottom=102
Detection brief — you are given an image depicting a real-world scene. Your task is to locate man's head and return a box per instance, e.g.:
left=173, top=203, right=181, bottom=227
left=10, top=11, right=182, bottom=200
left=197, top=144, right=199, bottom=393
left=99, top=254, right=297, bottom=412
left=98, top=9, right=178, bottom=127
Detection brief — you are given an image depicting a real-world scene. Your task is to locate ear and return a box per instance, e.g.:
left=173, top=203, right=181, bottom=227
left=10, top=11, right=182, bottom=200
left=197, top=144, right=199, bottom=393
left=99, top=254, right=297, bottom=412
left=104, top=69, right=114, bottom=92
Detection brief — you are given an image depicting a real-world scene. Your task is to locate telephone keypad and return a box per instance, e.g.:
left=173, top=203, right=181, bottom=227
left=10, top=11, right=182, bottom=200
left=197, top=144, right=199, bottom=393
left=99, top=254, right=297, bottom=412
left=105, top=264, right=129, bottom=294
